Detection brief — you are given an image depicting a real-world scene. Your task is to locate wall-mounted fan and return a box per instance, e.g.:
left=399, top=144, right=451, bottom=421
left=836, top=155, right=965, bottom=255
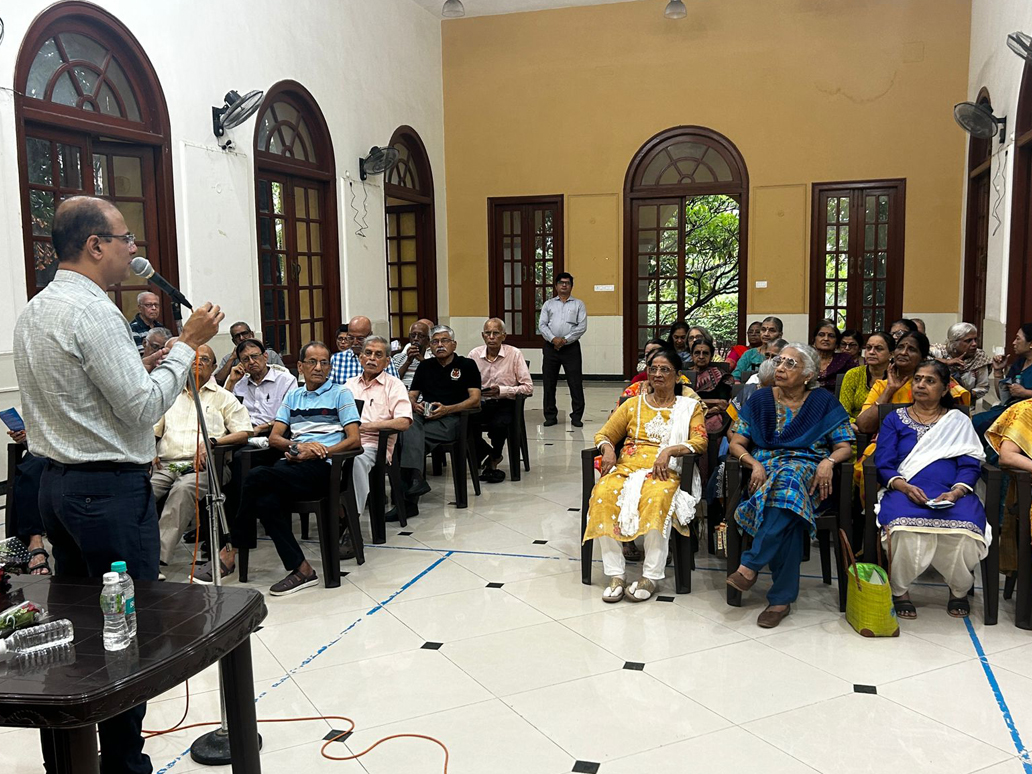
left=212, top=90, right=264, bottom=139
left=358, top=146, right=399, bottom=180
left=1008, top=31, right=1032, bottom=62
left=953, top=101, right=1006, bottom=143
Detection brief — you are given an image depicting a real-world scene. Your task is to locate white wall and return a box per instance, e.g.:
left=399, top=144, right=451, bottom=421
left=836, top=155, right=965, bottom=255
left=0, top=0, right=446, bottom=466
left=965, top=0, right=1032, bottom=351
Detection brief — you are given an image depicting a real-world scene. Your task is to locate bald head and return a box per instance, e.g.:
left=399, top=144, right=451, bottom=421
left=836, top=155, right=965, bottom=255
left=417, top=318, right=435, bottom=331
left=52, top=196, right=117, bottom=263
left=348, top=316, right=372, bottom=354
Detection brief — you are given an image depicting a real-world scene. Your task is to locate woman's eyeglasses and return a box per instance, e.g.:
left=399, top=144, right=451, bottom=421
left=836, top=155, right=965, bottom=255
left=772, top=355, right=800, bottom=370
left=647, top=366, right=676, bottom=375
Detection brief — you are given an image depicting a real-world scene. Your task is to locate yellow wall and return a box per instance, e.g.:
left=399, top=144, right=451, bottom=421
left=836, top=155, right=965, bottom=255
left=442, top=0, right=971, bottom=320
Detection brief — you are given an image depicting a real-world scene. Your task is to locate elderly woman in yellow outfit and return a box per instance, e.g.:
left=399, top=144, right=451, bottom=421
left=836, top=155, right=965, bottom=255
left=583, top=344, right=708, bottom=602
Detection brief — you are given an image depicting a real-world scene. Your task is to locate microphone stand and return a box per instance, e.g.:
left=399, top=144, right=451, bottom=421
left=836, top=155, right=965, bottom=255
left=184, top=369, right=263, bottom=765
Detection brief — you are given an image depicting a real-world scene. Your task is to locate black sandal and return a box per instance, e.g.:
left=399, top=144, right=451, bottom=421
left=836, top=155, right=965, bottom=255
left=892, top=596, right=917, bottom=619
left=947, top=596, right=970, bottom=618
left=27, top=547, right=51, bottom=576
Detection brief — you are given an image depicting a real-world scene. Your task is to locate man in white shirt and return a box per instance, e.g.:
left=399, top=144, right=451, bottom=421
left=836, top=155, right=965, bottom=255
left=392, top=320, right=432, bottom=389
left=224, top=338, right=297, bottom=433
left=538, top=272, right=588, bottom=427
left=152, top=344, right=252, bottom=568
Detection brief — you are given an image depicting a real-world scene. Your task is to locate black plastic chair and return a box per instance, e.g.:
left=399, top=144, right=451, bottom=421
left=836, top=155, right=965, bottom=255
left=996, top=468, right=1031, bottom=629
left=834, top=372, right=846, bottom=400
left=4, top=443, right=26, bottom=539
left=504, top=395, right=531, bottom=482
left=579, top=445, right=698, bottom=594
left=368, top=428, right=408, bottom=545
left=426, top=408, right=482, bottom=508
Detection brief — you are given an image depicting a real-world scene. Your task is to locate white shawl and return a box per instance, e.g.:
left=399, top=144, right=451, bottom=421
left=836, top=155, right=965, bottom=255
left=615, top=395, right=703, bottom=537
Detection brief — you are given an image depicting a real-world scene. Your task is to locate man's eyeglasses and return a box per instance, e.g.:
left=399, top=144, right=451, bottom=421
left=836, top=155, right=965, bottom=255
left=772, top=355, right=800, bottom=370
left=302, top=359, right=331, bottom=368
left=196, top=356, right=215, bottom=365
left=95, top=232, right=136, bottom=247
left=232, top=330, right=254, bottom=342
left=431, top=338, right=453, bottom=346
left=239, top=353, right=265, bottom=365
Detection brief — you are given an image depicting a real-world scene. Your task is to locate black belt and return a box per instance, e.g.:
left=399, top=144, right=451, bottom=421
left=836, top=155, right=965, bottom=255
left=47, top=460, right=150, bottom=473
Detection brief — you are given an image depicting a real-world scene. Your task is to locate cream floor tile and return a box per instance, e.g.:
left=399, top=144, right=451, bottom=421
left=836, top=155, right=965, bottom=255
left=967, top=759, right=1027, bottom=774
left=902, top=605, right=1032, bottom=656
left=562, top=598, right=747, bottom=663
left=745, top=694, right=1012, bottom=774
left=386, top=586, right=550, bottom=642
left=447, top=545, right=578, bottom=584
left=291, top=649, right=492, bottom=729
left=344, top=549, right=474, bottom=604
left=410, top=516, right=535, bottom=552
left=501, top=569, right=619, bottom=619
left=442, top=621, right=624, bottom=696
left=649, top=639, right=853, bottom=724
left=504, top=669, right=731, bottom=761
left=345, top=699, right=574, bottom=774
left=990, top=641, right=1032, bottom=681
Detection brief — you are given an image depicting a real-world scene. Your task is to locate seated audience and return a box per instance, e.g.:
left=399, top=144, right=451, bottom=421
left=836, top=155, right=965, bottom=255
left=668, top=321, right=692, bottom=365
left=7, top=429, right=49, bottom=575
left=215, top=321, right=284, bottom=384
left=838, top=331, right=893, bottom=428
left=688, top=325, right=716, bottom=350
left=839, top=329, right=863, bottom=362
left=932, top=322, right=991, bottom=401
left=224, top=338, right=297, bottom=433
left=468, top=318, right=533, bottom=483
left=630, top=338, right=668, bottom=384
left=912, top=318, right=927, bottom=335
left=335, top=324, right=350, bottom=355
left=142, top=326, right=172, bottom=359
left=197, top=342, right=361, bottom=594
left=622, top=338, right=691, bottom=403
left=393, top=326, right=482, bottom=517
left=152, top=346, right=252, bottom=569
left=726, top=343, right=854, bottom=628
left=742, top=338, right=787, bottom=385
left=875, top=361, right=987, bottom=619
left=975, top=323, right=1032, bottom=441
left=392, top=320, right=432, bottom=389
left=812, top=318, right=856, bottom=391
left=343, top=335, right=413, bottom=549
left=728, top=358, right=777, bottom=423
left=691, top=339, right=733, bottom=433
left=331, top=315, right=400, bottom=383
left=129, top=291, right=164, bottom=353
left=583, top=344, right=707, bottom=602
left=728, top=321, right=762, bottom=367
left=734, top=316, right=783, bottom=381
left=889, top=318, right=918, bottom=343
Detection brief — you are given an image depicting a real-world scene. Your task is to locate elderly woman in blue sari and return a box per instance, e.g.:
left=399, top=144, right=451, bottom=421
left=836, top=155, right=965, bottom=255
left=874, top=361, right=988, bottom=619
left=726, top=343, right=854, bottom=628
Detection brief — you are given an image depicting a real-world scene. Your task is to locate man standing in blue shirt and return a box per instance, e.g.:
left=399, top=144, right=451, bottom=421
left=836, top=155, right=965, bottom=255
left=196, top=341, right=360, bottom=595
left=538, top=272, right=588, bottom=427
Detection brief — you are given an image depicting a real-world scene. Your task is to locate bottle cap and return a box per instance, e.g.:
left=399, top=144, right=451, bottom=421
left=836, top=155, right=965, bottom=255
left=102, top=572, right=120, bottom=585
left=111, top=561, right=127, bottom=573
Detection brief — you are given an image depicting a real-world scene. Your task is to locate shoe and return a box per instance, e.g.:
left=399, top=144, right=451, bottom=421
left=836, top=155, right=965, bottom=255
left=543, top=419, right=558, bottom=427
left=625, top=577, right=656, bottom=602
left=270, top=569, right=319, bottom=596
left=339, top=530, right=356, bottom=560
left=385, top=503, right=418, bottom=522
left=483, top=469, right=506, bottom=484
left=157, top=572, right=166, bottom=582
left=602, top=576, right=626, bottom=603
left=406, top=478, right=432, bottom=498
left=726, top=570, right=758, bottom=592
left=757, top=605, right=791, bottom=628
left=193, top=556, right=235, bottom=585
left=571, top=419, right=583, bottom=428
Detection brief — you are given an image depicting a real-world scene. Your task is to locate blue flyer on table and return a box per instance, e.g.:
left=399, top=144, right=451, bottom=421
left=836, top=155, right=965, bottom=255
left=0, top=408, right=25, bottom=433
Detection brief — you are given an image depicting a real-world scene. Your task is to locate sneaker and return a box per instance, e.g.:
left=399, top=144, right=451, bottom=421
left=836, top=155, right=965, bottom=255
left=269, top=569, right=319, bottom=596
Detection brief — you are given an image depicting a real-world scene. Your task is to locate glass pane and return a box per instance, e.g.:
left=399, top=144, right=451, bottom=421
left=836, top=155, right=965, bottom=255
left=313, top=321, right=324, bottom=342
left=878, top=195, right=889, bottom=222
left=839, top=197, right=850, bottom=222
left=400, top=212, right=416, bottom=235
left=26, top=39, right=61, bottom=100
left=400, top=239, right=416, bottom=262
left=877, top=225, right=888, bottom=250
left=95, top=83, right=122, bottom=117
left=297, top=225, right=308, bottom=253
left=311, top=257, right=322, bottom=285
left=93, top=154, right=108, bottom=195
left=638, top=279, right=656, bottom=302
left=863, top=253, right=874, bottom=278
left=401, top=264, right=418, bottom=287
left=313, top=290, right=324, bottom=318
left=275, top=219, right=285, bottom=250
left=826, top=198, right=837, bottom=223
left=825, top=283, right=836, bottom=307
left=865, top=196, right=875, bottom=224
left=104, top=59, right=141, bottom=122
left=271, top=182, right=285, bottom=215
left=26, top=138, right=52, bottom=185
left=34, top=241, right=58, bottom=288
left=51, top=73, right=78, bottom=107
left=260, top=253, right=272, bottom=284
left=659, top=204, right=677, bottom=227
left=72, top=66, right=98, bottom=96
left=864, top=225, right=875, bottom=250
left=294, top=187, right=307, bottom=219
left=300, top=291, right=311, bottom=319
left=261, top=289, right=273, bottom=318
left=308, top=188, right=320, bottom=219
left=275, top=289, right=288, bottom=319
left=826, top=227, right=836, bottom=251
left=30, top=191, right=55, bottom=236
left=298, top=257, right=310, bottom=285
left=295, top=117, right=316, bottom=163
left=824, top=253, right=836, bottom=281
left=863, top=281, right=873, bottom=305
left=62, top=33, right=107, bottom=66
left=402, top=290, right=418, bottom=313
left=121, top=202, right=145, bottom=240
left=112, top=156, right=142, bottom=197
left=639, top=206, right=657, bottom=228
left=837, top=226, right=848, bottom=251
left=875, top=281, right=885, bottom=305
left=276, top=255, right=288, bottom=284
left=837, top=254, right=848, bottom=280
left=57, top=144, right=82, bottom=189
left=877, top=252, right=887, bottom=279
left=874, top=309, right=885, bottom=330
left=638, top=232, right=657, bottom=254
left=260, top=217, right=271, bottom=248
left=310, top=223, right=321, bottom=252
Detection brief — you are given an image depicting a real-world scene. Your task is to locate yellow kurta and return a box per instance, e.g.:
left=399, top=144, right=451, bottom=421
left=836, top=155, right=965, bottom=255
left=583, top=393, right=707, bottom=542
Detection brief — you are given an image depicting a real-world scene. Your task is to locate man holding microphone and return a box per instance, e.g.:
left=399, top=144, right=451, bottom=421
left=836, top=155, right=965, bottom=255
left=14, top=196, right=223, bottom=773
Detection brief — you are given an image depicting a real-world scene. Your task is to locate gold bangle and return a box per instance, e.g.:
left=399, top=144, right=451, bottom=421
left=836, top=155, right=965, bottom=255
left=737, top=452, right=749, bottom=463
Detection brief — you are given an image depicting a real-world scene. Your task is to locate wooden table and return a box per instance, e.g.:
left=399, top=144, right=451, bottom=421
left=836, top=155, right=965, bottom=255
left=0, top=575, right=267, bottom=773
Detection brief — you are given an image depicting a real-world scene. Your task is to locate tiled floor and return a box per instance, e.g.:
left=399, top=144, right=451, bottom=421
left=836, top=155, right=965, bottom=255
left=6, top=382, right=1032, bottom=773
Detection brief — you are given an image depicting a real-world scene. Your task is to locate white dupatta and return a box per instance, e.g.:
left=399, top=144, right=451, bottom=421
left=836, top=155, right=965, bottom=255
left=615, top=395, right=703, bottom=537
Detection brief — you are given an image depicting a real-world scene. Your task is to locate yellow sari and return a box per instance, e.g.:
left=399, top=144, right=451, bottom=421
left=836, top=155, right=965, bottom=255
left=986, top=399, right=1032, bottom=530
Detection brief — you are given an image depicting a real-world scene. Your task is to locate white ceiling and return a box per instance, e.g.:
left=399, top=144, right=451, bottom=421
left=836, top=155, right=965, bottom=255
left=408, top=0, right=648, bottom=19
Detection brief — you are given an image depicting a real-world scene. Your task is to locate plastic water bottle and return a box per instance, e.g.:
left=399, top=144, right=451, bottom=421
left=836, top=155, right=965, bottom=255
left=0, top=619, right=74, bottom=659
left=111, top=561, right=137, bottom=637
left=100, top=571, right=130, bottom=652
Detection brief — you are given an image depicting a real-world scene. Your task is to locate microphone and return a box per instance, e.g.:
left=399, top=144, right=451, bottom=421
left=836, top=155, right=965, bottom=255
left=130, top=257, right=193, bottom=310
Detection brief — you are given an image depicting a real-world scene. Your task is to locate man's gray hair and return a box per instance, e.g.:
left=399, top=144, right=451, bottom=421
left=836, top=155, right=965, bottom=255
left=947, top=322, right=978, bottom=343
left=145, top=326, right=172, bottom=342
left=137, top=291, right=157, bottom=304
left=484, top=317, right=506, bottom=333
left=363, top=335, right=389, bottom=351
left=782, top=342, right=821, bottom=390
left=230, top=320, right=251, bottom=331
left=769, top=338, right=788, bottom=351
left=430, top=325, right=454, bottom=339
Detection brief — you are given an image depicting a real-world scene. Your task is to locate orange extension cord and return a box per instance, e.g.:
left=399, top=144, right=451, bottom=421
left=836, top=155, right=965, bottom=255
left=142, top=357, right=450, bottom=770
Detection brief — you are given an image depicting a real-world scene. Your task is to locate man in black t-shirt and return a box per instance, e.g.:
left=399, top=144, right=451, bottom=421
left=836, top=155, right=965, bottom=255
left=392, top=325, right=481, bottom=517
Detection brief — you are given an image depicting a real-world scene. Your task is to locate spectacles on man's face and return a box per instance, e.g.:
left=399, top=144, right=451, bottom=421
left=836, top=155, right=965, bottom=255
left=772, top=355, right=800, bottom=370
left=96, top=232, right=137, bottom=247
left=239, top=353, right=266, bottom=365
left=231, top=330, right=254, bottom=342
left=302, top=359, right=331, bottom=368
left=431, top=338, right=453, bottom=346
left=196, top=356, right=215, bottom=366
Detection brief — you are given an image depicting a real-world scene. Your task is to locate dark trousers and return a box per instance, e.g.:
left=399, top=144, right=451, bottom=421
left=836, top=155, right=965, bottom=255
left=231, top=459, right=330, bottom=572
left=475, top=399, right=515, bottom=464
left=741, top=506, right=807, bottom=606
left=38, top=463, right=157, bottom=774
left=400, top=414, right=461, bottom=472
left=542, top=341, right=584, bottom=422
left=15, top=451, right=46, bottom=540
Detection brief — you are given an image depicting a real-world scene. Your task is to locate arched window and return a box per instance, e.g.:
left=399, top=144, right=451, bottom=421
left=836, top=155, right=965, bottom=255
left=15, top=2, right=179, bottom=324
left=964, top=88, right=993, bottom=333
left=253, top=82, right=340, bottom=367
left=1009, top=65, right=1032, bottom=337
left=384, top=126, right=437, bottom=339
left=623, top=126, right=748, bottom=375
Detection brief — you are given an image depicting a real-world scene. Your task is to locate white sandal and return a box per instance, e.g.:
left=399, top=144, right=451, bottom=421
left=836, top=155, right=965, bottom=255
left=626, top=577, right=656, bottom=602
left=602, top=576, right=626, bottom=603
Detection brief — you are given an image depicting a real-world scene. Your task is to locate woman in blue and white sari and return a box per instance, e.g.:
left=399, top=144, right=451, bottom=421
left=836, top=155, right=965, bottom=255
left=726, top=344, right=854, bottom=629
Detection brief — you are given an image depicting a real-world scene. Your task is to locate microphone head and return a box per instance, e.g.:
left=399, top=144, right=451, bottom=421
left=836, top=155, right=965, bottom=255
left=130, top=256, right=154, bottom=278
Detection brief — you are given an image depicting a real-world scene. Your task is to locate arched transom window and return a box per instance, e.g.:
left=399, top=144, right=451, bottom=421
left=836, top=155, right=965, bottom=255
left=256, top=101, right=318, bottom=163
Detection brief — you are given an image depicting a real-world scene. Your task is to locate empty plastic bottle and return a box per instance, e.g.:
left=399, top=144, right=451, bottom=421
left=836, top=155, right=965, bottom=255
left=111, top=561, right=137, bottom=637
left=0, top=619, right=74, bottom=659
left=100, top=571, right=130, bottom=652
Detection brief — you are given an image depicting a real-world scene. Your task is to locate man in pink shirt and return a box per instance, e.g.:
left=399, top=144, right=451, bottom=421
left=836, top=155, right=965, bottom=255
left=344, top=336, right=413, bottom=542
left=467, top=318, right=534, bottom=482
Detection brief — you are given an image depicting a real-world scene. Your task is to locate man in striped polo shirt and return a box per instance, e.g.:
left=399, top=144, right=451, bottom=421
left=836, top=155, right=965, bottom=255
left=196, top=340, right=360, bottom=595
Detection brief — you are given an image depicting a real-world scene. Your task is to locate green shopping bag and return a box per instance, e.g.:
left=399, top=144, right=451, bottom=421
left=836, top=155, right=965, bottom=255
left=839, top=530, right=899, bottom=638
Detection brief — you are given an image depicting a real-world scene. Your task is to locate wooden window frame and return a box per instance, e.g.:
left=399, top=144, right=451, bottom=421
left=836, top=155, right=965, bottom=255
left=963, top=88, right=993, bottom=332
left=14, top=2, right=180, bottom=324
left=487, top=195, right=565, bottom=347
left=1009, top=64, right=1032, bottom=337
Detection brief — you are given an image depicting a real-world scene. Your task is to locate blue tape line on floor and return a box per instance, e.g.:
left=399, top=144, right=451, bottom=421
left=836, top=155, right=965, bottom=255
left=964, top=617, right=1032, bottom=772
left=155, top=551, right=453, bottom=773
